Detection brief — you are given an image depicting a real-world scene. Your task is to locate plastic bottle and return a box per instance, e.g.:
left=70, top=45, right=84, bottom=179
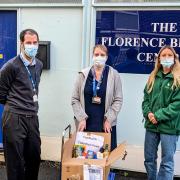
left=103, top=144, right=109, bottom=158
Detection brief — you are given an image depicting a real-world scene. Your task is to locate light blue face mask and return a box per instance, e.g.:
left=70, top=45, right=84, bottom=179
left=24, top=44, right=38, bottom=58
left=160, top=57, right=174, bottom=68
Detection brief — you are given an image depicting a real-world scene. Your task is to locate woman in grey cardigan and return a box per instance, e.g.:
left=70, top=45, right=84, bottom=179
left=71, top=44, right=123, bottom=150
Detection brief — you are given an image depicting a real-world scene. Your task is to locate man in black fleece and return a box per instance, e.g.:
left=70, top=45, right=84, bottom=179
left=0, top=29, right=43, bottom=180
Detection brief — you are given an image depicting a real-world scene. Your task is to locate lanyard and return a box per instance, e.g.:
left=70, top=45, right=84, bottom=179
left=22, top=61, right=37, bottom=93
left=92, top=67, right=105, bottom=97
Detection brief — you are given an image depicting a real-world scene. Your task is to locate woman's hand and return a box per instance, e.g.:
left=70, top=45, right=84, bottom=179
left=148, top=112, right=158, bottom=124
left=78, top=120, right=86, bottom=131
left=103, top=120, right=112, bottom=133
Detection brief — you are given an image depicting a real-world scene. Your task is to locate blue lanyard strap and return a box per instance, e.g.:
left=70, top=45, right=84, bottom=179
left=22, top=62, right=36, bottom=93
left=92, top=67, right=104, bottom=97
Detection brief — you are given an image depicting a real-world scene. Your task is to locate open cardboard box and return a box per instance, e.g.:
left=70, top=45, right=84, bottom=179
left=62, top=132, right=126, bottom=180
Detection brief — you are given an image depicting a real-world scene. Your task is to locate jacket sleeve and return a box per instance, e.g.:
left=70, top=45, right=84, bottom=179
left=142, top=85, right=151, bottom=118
left=104, top=72, right=123, bottom=123
left=71, top=73, right=88, bottom=122
left=0, top=62, right=16, bottom=104
left=154, top=87, right=180, bottom=122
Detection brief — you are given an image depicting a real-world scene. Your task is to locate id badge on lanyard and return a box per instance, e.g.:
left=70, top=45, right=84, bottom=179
left=33, top=91, right=38, bottom=102
left=22, top=60, right=38, bottom=102
left=91, top=68, right=104, bottom=104
left=92, top=95, right=101, bottom=104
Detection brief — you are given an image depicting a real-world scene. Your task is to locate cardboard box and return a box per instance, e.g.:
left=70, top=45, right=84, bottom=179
left=62, top=132, right=126, bottom=180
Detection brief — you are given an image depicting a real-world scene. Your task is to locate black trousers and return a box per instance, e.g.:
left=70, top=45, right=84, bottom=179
left=2, top=111, right=41, bottom=180
left=110, top=126, right=117, bottom=151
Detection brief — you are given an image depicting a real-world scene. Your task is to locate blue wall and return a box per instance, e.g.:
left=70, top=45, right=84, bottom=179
left=0, top=11, right=17, bottom=147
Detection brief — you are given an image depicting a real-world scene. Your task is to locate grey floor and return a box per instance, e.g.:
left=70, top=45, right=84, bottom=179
left=0, top=161, right=60, bottom=180
left=0, top=161, right=180, bottom=180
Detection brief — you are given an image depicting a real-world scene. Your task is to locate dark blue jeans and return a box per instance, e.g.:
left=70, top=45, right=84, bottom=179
left=144, top=130, right=179, bottom=180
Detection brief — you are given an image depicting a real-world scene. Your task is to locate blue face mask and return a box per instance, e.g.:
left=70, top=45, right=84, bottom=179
left=160, top=57, right=174, bottom=68
left=24, top=44, right=38, bottom=58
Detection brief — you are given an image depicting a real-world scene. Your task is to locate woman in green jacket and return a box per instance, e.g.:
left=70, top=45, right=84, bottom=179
left=142, top=45, right=180, bottom=180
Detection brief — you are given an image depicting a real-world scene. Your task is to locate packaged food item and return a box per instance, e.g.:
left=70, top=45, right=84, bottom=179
left=93, top=152, right=97, bottom=159
left=72, top=144, right=85, bottom=158
left=99, top=146, right=104, bottom=153
left=97, top=152, right=103, bottom=159
left=103, top=144, right=109, bottom=158
left=82, top=151, right=87, bottom=158
left=87, top=150, right=94, bottom=159
left=77, top=156, right=85, bottom=159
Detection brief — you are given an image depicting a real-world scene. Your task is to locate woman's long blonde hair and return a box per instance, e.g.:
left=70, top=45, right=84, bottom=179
left=147, top=45, right=180, bottom=93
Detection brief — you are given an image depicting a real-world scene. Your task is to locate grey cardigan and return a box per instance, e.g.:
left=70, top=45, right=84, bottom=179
left=71, top=66, right=123, bottom=127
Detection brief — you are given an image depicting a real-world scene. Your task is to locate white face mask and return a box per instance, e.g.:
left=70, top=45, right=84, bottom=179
left=93, top=56, right=107, bottom=68
left=160, top=57, right=174, bottom=68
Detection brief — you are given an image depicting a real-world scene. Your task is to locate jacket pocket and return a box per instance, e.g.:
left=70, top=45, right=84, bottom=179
left=174, top=113, right=180, bottom=131
left=158, top=119, right=176, bottom=133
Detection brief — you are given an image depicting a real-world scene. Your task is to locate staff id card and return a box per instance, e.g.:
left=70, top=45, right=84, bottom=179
left=92, top=96, right=101, bottom=104
left=33, top=94, right=38, bottom=102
